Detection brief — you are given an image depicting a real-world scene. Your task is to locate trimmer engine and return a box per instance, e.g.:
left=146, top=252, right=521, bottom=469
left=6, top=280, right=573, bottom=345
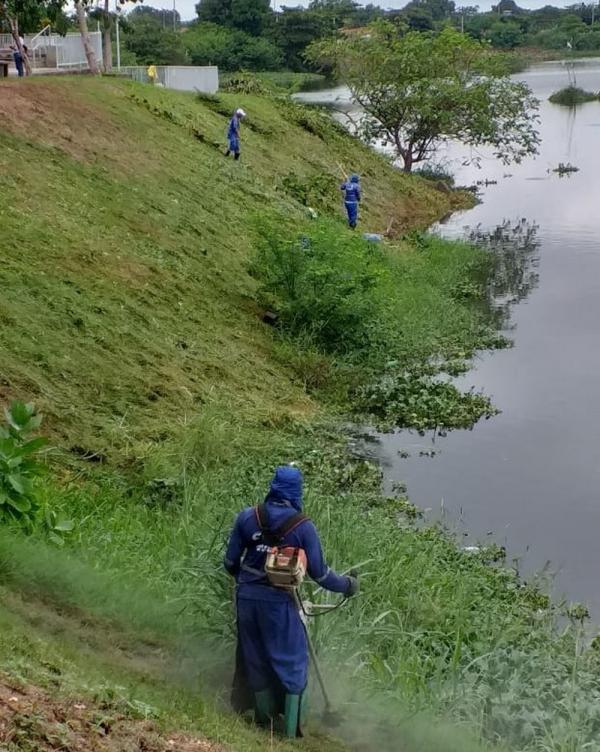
left=265, top=546, right=307, bottom=589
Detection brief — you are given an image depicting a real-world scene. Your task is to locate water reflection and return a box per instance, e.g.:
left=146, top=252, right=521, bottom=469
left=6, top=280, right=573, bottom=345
left=467, top=219, right=541, bottom=324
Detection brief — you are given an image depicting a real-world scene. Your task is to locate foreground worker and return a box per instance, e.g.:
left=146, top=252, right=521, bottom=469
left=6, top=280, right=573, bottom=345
left=225, top=107, right=246, bottom=160
left=340, top=173, right=362, bottom=228
left=224, top=465, right=358, bottom=737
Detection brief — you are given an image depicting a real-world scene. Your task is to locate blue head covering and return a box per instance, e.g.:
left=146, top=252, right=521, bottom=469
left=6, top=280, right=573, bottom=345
left=350, top=173, right=360, bottom=183
left=264, top=465, right=304, bottom=511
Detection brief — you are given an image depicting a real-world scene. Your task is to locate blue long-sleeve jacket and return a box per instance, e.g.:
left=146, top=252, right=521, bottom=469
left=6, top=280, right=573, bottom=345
left=227, top=114, right=240, bottom=139
left=341, top=177, right=361, bottom=203
left=224, top=501, right=350, bottom=602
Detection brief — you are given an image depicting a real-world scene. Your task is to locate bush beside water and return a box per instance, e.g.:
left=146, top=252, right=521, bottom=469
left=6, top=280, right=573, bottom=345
left=253, top=218, right=499, bottom=430
left=549, top=85, right=599, bottom=105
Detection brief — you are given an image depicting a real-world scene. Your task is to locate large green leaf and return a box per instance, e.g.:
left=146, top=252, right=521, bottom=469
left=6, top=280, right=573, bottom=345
left=7, top=474, right=25, bottom=495
left=6, top=401, right=32, bottom=429
left=53, top=517, right=75, bottom=532
left=7, top=495, right=31, bottom=513
left=48, top=531, right=65, bottom=547
left=17, top=437, right=48, bottom=456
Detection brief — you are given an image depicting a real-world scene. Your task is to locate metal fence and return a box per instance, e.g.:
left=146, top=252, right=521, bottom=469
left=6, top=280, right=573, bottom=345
left=118, top=65, right=219, bottom=94
left=0, top=32, right=102, bottom=71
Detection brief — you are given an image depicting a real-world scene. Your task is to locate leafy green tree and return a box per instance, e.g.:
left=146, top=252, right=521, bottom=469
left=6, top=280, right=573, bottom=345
left=195, top=0, right=272, bottom=36
left=309, top=25, right=539, bottom=172
left=489, top=19, right=523, bottom=47
left=184, top=21, right=282, bottom=70
left=124, top=13, right=189, bottom=65
left=403, top=0, right=456, bottom=22
left=127, top=5, right=180, bottom=27
left=271, top=7, right=325, bottom=70
left=309, top=0, right=359, bottom=32
left=0, top=0, right=65, bottom=74
left=404, top=6, right=434, bottom=31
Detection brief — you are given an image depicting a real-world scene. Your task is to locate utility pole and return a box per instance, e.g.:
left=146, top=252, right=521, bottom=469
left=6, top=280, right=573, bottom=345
left=173, top=0, right=176, bottom=31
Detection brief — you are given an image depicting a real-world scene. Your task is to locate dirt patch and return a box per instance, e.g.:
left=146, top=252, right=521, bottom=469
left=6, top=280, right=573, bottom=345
left=0, top=81, right=140, bottom=170
left=0, top=677, right=225, bottom=752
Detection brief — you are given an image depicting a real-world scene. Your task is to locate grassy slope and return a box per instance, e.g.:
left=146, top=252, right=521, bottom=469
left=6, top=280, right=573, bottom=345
left=0, top=76, right=466, bottom=751
left=4, top=77, right=596, bottom=752
left=0, top=76, right=457, bottom=459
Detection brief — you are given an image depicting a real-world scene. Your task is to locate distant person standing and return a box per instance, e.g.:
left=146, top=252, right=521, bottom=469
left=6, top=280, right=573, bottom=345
left=11, top=38, right=24, bottom=78
left=340, top=173, right=361, bottom=229
left=225, top=108, right=246, bottom=161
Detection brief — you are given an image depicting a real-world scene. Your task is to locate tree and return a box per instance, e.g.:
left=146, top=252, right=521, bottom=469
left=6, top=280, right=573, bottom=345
left=184, top=22, right=282, bottom=69
left=195, top=0, right=272, bottom=36
left=404, top=6, right=435, bottom=30
left=271, top=7, right=325, bottom=70
left=309, top=0, right=359, bottom=32
left=308, top=25, right=540, bottom=172
left=74, top=0, right=99, bottom=74
left=123, top=12, right=189, bottom=65
left=489, top=19, right=523, bottom=47
left=0, top=0, right=42, bottom=74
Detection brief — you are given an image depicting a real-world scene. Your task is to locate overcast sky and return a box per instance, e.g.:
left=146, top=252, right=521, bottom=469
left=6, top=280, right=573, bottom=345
left=132, top=0, right=584, bottom=24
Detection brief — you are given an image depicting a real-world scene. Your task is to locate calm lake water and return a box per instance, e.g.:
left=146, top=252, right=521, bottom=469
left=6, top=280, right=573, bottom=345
left=300, top=60, right=600, bottom=613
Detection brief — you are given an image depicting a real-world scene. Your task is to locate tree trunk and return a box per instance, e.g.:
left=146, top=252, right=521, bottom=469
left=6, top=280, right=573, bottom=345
left=75, top=0, right=100, bottom=75
left=8, top=16, right=32, bottom=75
left=101, top=0, right=112, bottom=73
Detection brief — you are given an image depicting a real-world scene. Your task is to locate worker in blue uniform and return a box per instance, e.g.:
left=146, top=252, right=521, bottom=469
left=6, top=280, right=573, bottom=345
left=225, top=108, right=246, bottom=160
left=224, top=465, right=358, bottom=737
left=340, top=173, right=361, bottom=228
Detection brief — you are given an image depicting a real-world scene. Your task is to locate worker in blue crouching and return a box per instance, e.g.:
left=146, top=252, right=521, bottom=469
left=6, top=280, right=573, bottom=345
left=340, top=173, right=361, bottom=228
left=224, top=465, right=358, bottom=737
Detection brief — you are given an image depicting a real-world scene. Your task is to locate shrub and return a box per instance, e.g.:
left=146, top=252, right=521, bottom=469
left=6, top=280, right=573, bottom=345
left=414, top=163, right=456, bottom=187
left=253, top=219, right=384, bottom=354
left=0, top=401, right=47, bottom=531
left=0, top=401, right=72, bottom=543
left=184, top=23, right=283, bottom=71
left=549, top=86, right=598, bottom=105
left=280, top=171, right=338, bottom=209
left=220, top=71, right=269, bottom=95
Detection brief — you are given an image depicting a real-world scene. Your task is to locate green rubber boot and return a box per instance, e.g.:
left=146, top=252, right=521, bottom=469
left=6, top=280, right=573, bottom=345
left=284, top=693, right=303, bottom=738
left=254, top=689, right=275, bottom=727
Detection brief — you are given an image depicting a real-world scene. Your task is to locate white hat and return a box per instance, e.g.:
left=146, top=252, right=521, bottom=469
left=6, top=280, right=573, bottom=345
left=236, top=108, right=247, bottom=117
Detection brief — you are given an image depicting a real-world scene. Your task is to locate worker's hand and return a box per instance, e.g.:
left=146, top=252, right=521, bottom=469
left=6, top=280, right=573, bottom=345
left=345, top=575, right=359, bottom=597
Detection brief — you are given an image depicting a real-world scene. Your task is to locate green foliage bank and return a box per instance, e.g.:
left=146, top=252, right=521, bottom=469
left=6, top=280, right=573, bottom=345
left=1, top=77, right=599, bottom=752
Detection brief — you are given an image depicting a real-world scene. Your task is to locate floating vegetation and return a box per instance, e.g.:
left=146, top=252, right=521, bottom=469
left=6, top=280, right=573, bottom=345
left=549, top=86, right=598, bottom=106
left=552, top=162, right=580, bottom=176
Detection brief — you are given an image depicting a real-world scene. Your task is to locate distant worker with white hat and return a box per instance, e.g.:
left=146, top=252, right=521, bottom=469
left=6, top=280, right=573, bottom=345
left=226, top=108, right=247, bottom=161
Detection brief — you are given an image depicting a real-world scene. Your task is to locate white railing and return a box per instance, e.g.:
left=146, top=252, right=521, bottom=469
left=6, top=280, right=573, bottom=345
left=54, top=32, right=103, bottom=69
left=0, top=30, right=103, bottom=70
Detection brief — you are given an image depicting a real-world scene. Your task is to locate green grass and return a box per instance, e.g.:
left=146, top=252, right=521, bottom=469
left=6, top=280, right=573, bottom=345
left=1, top=76, right=599, bottom=752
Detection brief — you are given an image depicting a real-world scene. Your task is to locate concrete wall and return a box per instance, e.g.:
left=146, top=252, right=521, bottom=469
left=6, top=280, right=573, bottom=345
left=119, top=66, right=219, bottom=95
left=159, top=66, right=219, bottom=94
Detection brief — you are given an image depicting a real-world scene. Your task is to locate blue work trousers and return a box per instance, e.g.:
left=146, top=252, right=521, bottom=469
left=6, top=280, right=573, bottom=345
left=236, top=594, right=308, bottom=695
left=13, top=52, right=24, bottom=77
left=228, top=135, right=240, bottom=155
left=345, top=200, right=358, bottom=228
